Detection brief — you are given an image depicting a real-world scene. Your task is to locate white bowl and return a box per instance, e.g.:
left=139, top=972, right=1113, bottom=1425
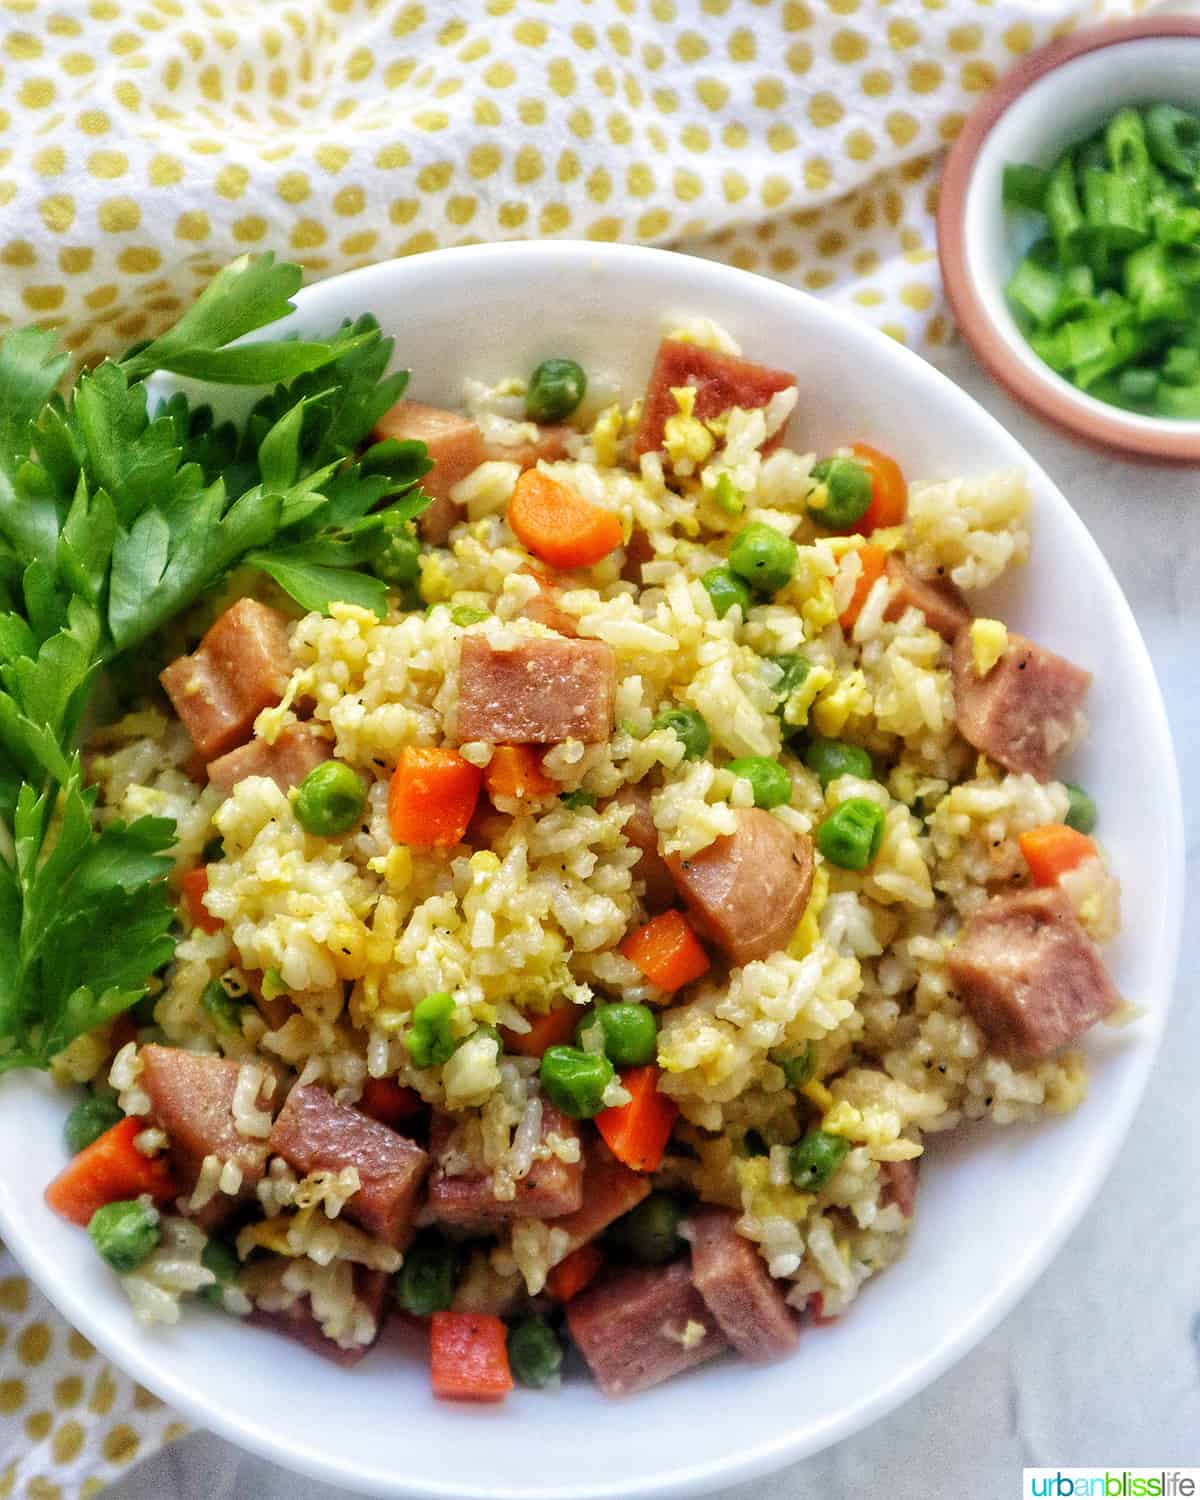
left=939, top=18, right=1200, bottom=462
left=0, top=243, right=1184, bottom=1499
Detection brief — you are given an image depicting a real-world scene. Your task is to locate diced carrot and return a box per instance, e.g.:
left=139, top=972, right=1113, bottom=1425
left=838, top=543, right=888, bottom=631
left=484, top=744, right=558, bottom=804
left=180, top=866, right=222, bottom=934
left=500, top=1004, right=579, bottom=1058
left=430, top=1312, right=513, bottom=1402
left=849, top=442, right=907, bottom=534
left=358, top=1076, right=424, bottom=1129
left=44, top=1117, right=175, bottom=1228
left=388, top=746, right=482, bottom=848
left=619, top=910, right=709, bottom=993
left=545, top=1244, right=603, bottom=1303
left=596, top=1065, right=678, bottom=1174
left=1018, top=824, right=1099, bottom=887
left=507, top=469, right=623, bottom=571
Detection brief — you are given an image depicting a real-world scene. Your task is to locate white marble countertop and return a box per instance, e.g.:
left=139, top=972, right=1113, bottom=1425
left=104, top=342, right=1200, bottom=1500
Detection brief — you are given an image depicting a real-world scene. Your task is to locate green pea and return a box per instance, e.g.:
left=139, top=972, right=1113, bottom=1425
left=526, top=358, right=587, bottom=423
left=809, top=457, right=873, bottom=529
left=88, top=1199, right=161, bottom=1274
left=407, top=992, right=459, bottom=1070
left=608, top=1191, right=685, bottom=1265
left=201, top=1236, right=241, bottom=1307
left=293, top=760, right=367, bottom=838
left=727, top=523, right=798, bottom=595
left=451, top=605, right=489, bottom=627
left=804, top=737, right=874, bottom=789
left=200, top=979, right=244, bottom=1037
left=651, top=705, right=711, bottom=760
left=63, top=1095, right=123, bottom=1156
left=559, top=789, right=597, bottom=809
left=701, top=566, right=752, bottom=620
left=1064, top=783, right=1097, bottom=835
left=788, top=1129, right=849, bottom=1192
left=771, top=1041, right=817, bottom=1090
left=507, top=1317, right=564, bottom=1389
left=539, top=1045, right=614, bottom=1120
left=726, top=756, right=792, bottom=810
left=577, top=1002, right=657, bottom=1068
left=816, top=797, right=886, bottom=871
left=394, top=1234, right=458, bottom=1316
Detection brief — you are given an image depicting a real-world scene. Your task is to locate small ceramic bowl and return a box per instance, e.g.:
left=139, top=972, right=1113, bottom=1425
left=938, top=17, right=1200, bottom=462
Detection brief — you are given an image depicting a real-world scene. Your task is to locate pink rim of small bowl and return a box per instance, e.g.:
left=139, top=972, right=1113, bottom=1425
left=937, top=16, right=1200, bottom=463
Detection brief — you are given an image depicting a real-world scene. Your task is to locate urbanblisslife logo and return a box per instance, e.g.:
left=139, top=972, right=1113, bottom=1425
left=1024, top=1473, right=1200, bottom=1497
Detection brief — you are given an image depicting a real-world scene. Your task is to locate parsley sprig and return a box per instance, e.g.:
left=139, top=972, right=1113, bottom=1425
left=0, top=254, right=431, bottom=1072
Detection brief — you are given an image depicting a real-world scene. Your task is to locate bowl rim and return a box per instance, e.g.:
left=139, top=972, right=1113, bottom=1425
left=937, top=15, right=1200, bottom=464
left=0, top=240, right=1186, bottom=1498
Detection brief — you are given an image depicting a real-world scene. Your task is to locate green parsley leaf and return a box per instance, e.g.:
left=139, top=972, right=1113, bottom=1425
left=0, top=253, right=438, bottom=1074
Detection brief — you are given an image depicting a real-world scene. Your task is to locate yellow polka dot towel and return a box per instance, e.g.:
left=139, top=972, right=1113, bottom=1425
left=0, top=1249, right=184, bottom=1499
left=0, top=0, right=1134, bottom=362
left=0, top=0, right=1133, bottom=1494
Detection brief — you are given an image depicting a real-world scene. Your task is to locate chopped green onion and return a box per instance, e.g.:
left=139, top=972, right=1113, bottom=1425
left=1002, top=162, right=1050, bottom=213
left=1116, top=367, right=1158, bottom=406
left=1145, top=104, right=1200, bottom=181
left=1124, top=242, right=1188, bottom=323
left=1045, top=155, right=1085, bottom=253
left=1006, top=256, right=1062, bottom=327
left=712, top=472, right=744, bottom=515
left=1053, top=264, right=1096, bottom=324
left=1161, top=345, right=1200, bottom=386
left=1155, top=379, right=1200, bottom=419
left=1003, top=105, right=1200, bottom=418
left=1105, top=107, right=1151, bottom=181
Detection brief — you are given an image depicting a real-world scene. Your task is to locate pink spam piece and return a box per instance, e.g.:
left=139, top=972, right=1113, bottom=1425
left=515, top=568, right=579, bottom=638
left=140, top=1044, right=276, bottom=1226
left=268, top=1084, right=430, bottom=1249
left=632, top=340, right=795, bottom=458
left=687, top=1208, right=799, bottom=1362
left=947, top=885, right=1120, bottom=1057
left=373, top=400, right=485, bottom=545
left=608, top=784, right=676, bottom=913
left=880, top=1159, right=919, bottom=1218
left=206, top=723, right=331, bottom=796
left=551, top=1139, right=651, bottom=1257
left=883, top=556, right=970, bottom=642
left=425, top=1107, right=583, bottom=1230
left=566, top=1259, right=728, bottom=1398
left=454, top=635, right=616, bottom=745
left=250, top=1267, right=390, bottom=1368
left=159, top=599, right=293, bottom=761
left=666, top=809, right=814, bottom=967
left=951, top=628, right=1091, bottom=782
left=373, top=399, right=572, bottom=545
